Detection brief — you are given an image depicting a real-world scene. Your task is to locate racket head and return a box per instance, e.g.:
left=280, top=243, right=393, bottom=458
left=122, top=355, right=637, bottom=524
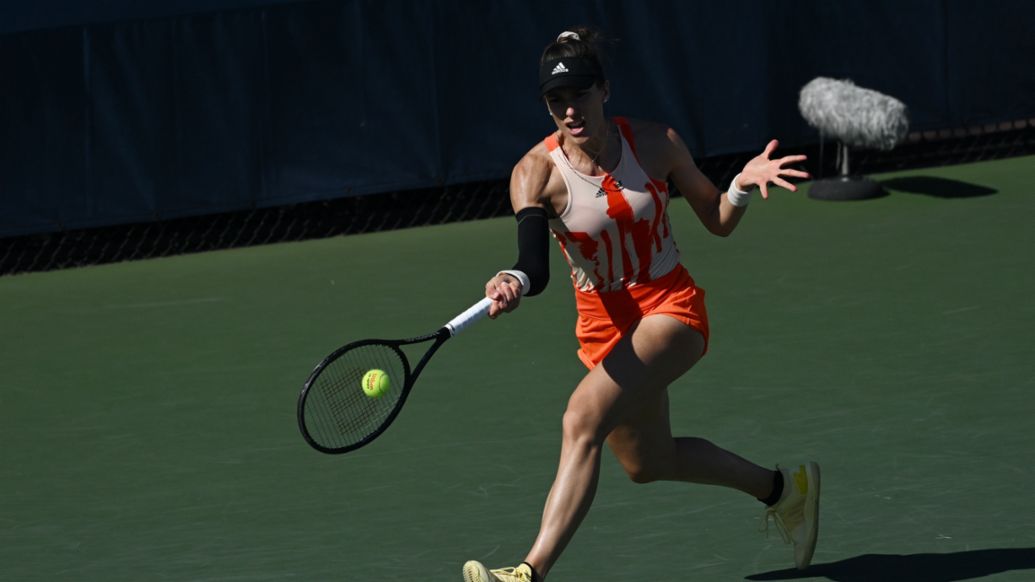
left=297, top=338, right=417, bottom=454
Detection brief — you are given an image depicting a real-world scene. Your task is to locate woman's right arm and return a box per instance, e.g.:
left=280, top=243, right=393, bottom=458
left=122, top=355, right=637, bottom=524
left=485, top=151, right=554, bottom=318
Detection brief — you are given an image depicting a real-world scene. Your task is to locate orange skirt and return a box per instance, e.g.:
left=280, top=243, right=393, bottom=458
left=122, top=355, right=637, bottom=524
left=574, top=264, right=709, bottom=369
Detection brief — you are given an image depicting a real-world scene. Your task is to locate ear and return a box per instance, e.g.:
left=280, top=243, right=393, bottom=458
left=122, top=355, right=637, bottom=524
left=603, top=80, right=611, bottom=103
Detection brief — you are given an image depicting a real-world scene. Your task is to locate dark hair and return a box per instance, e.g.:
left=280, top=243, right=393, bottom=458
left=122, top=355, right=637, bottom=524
left=539, top=26, right=607, bottom=75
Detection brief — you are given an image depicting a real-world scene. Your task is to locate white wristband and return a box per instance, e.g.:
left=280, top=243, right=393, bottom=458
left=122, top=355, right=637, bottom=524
left=726, top=173, right=752, bottom=207
left=497, top=270, right=530, bottom=296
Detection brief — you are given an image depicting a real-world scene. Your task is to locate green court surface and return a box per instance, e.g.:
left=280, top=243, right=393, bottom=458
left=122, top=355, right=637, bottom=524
left=2, top=156, right=1034, bottom=581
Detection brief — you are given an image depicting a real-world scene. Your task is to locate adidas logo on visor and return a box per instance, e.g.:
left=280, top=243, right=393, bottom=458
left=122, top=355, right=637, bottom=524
left=551, top=62, right=569, bottom=75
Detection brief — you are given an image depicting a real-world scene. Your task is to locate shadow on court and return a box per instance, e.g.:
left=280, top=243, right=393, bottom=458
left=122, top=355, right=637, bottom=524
left=746, top=548, right=1035, bottom=582
left=881, top=176, right=998, bottom=198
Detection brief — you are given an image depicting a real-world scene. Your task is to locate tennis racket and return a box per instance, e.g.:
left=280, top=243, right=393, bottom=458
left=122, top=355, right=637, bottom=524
left=297, top=296, right=494, bottom=454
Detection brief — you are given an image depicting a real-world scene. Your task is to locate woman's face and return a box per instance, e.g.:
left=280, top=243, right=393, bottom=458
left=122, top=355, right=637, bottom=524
left=544, top=82, right=609, bottom=143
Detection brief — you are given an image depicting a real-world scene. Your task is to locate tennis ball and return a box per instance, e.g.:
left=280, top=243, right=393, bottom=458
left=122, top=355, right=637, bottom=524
left=361, top=369, right=391, bottom=398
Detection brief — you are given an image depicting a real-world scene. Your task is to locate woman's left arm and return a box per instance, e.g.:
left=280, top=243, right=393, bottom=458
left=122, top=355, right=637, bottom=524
left=665, top=129, right=809, bottom=237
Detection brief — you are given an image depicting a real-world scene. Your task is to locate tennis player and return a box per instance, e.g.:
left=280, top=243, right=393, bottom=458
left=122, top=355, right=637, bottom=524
left=463, top=29, right=820, bottom=582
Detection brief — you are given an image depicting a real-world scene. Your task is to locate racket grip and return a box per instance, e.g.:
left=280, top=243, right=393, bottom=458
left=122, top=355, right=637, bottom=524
left=444, top=297, right=494, bottom=337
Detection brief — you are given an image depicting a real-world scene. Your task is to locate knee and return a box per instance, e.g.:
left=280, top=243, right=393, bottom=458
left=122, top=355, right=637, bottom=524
left=561, top=408, right=604, bottom=449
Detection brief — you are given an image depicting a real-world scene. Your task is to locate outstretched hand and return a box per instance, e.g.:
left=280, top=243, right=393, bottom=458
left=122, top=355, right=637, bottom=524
left=737, top=140, right=810, bottom=199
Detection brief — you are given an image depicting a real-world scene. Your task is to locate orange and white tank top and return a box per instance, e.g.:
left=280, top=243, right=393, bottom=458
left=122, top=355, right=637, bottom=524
left=545, top=117, right=680, bottom=293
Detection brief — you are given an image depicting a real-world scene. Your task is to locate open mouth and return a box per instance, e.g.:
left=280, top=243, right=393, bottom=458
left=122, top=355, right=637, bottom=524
left=567, top=120, right=586, bottom=137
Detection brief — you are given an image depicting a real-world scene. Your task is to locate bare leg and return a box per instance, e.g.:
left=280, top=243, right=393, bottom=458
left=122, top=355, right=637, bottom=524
left=670, top=437, right=776, bottom=498
left=522, top=316, right=708, bottom=578
left=606, top=390, right=776, bottom=499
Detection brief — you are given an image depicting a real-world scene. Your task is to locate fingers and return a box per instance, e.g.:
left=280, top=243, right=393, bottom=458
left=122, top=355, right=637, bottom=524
left=746, top=145, right=810, bottom=200
left=485, top=276, right=518, bottom=300
left=485, top=275, right=522, bottom=319
left=498, top=277, right=520, bottom=302
left=755, top=172, right=806, bottom=197
left=754, top=172, right=806, bottom=199
left=777, top=154, right=808, bottom=166
left=772, top=176, right=797, bottom=192
left=489, top=280, right=506, bottom=301
left=485, top=281, right=502, bottom=306
left=780, top=168, right=811, bottom=179
left=762, top=139, right=779, bottom=158
left=488, top=287, right=510, bottom=319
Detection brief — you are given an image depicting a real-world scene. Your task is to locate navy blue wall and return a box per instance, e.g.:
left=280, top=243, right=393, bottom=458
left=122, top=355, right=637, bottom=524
left=2, top=0, right=1034, bottom=236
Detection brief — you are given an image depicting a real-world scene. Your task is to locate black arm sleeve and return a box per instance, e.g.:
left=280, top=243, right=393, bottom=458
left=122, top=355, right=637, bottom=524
left=512, top=206, right=550, bottom=297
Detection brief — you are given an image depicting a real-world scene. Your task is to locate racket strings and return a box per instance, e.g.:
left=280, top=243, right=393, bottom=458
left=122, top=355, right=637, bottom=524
left=302, top=344, right=408, bottom=450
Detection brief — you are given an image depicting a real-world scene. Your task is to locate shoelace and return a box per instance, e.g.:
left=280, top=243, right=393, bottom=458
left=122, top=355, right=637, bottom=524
left=760, top=506, right=792, bottom=544
left=489, top=566, right=531, bottom=582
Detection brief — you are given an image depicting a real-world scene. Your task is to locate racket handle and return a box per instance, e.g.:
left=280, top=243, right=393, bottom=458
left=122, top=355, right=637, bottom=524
left=444, top=297, right=493, bottom=337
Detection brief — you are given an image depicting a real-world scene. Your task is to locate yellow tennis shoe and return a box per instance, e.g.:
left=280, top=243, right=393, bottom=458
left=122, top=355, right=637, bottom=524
left=762, top=462, right=821, bottom=569
left=462, top=560, right=535, bottom=582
